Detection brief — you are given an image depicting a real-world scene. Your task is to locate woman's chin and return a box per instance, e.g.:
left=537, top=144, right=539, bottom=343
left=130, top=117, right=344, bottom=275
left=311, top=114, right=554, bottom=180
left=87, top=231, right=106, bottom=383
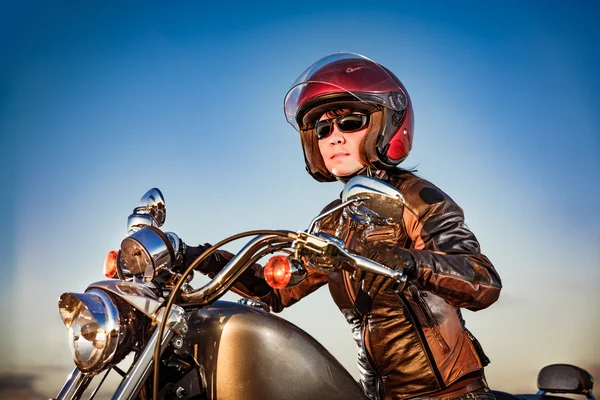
left=331, top=165, right=364, bottom=177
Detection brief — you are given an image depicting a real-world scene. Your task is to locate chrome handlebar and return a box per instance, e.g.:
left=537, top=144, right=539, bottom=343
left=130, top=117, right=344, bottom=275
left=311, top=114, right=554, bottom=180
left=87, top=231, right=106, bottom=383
left=180, top=229, right=406, bottom=306
left=180, top=232, right=296, bottom=305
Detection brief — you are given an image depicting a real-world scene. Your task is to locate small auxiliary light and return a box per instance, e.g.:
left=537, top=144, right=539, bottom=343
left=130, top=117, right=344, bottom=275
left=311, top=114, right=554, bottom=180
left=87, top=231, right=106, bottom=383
left=264, top=255, right=292, bottom=289
left=103, top=250, right=118, bottom=279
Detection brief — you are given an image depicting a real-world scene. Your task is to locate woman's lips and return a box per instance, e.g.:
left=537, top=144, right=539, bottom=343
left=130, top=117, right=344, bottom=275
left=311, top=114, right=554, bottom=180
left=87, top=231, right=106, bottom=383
left=331, top=152, right=349, bottom=159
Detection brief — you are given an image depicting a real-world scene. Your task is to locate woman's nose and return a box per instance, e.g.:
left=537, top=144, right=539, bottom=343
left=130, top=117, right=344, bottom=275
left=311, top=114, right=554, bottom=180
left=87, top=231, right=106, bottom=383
left=329, top=125, right=346, bottom=144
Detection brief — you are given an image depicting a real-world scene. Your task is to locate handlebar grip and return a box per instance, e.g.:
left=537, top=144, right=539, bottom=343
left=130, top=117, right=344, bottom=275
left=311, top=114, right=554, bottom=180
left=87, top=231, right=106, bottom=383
left=296, top=232, right=408, bottom=291
left=347, top=252, right=405, bottom=282
left=351, top=252, right=408, bottom=293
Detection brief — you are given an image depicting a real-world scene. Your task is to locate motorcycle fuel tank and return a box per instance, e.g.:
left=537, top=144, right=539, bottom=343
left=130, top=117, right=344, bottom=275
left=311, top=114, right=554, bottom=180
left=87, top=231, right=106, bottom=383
left=180, top=300, right=368, bottom=400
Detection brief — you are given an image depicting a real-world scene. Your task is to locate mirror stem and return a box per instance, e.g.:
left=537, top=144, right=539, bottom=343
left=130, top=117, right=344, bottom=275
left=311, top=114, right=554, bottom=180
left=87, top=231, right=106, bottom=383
left=307, top=197, right=367, bottom=234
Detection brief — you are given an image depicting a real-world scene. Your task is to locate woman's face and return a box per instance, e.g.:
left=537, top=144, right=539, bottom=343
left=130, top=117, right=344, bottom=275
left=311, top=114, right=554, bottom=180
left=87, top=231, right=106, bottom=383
left=317, top=111, right=369, bottom=177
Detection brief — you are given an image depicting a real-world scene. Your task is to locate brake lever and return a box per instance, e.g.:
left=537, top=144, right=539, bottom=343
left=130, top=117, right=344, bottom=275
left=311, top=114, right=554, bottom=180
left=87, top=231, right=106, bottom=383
left=292, top=231, right=408, bottom=293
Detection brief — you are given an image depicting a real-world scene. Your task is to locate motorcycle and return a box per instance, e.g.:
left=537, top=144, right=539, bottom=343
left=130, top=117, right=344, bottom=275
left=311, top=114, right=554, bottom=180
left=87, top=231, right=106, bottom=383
left=52, top=176, right=595, bottom=400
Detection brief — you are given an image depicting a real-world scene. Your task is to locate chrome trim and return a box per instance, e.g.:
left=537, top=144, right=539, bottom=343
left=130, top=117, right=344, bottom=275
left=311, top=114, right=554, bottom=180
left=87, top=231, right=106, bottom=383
left=111, top=324, right=175, bottom=400
left=287, top=258, right=308, bottom=287
left=181, top=233, right=294, bottom=305
left=350, top=252, right=407, bottom=291
left=152, top=303, right=187, bottom=335
left=293, top=231, right=344, bottom=259
left=341, top=176, right=405, bottom=224
left=136, top=188, right=166, bottom=227
left=58, top=289, right=121, bottom=373
left=120, top=226, right=174, bottom=278
left=172, top=335, right=184, bottom=349
left=88, top=279, right=162, bottom=318
left=54, top=368, right=93, bottom=400
left=126, top=213, right=158, bottom=235
left=342, top=175, right=405, bottom=203
left=165, top=232, right=182, bottom=263
left=314, top=232, right=345, bottom=249
left=239, top=297, right=271, bottom=312
left=293, top=231, right=346, bottom=272
left=175, top=387, right=187, bottom=398
left=307, top=198, right=363, bottom=234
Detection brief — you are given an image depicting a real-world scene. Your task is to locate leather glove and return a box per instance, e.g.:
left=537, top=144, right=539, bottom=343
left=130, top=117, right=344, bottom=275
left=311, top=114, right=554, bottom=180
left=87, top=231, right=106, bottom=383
left=182, top=243, right=224, bottom=277
left=351, top=242, right=418, bottom=297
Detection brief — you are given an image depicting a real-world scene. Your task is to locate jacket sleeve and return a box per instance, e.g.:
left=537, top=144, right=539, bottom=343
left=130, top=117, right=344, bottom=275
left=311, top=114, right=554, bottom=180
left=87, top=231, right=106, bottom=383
left=398, top=178, right=502, bottom=311
left=191, top=248, right=329, bottom=313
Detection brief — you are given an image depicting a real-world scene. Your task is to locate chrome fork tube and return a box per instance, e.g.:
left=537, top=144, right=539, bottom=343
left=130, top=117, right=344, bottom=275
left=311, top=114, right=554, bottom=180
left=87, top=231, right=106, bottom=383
left=54, top=367, right=93, bottom=400
left=111, top=325, right=175, bottom=400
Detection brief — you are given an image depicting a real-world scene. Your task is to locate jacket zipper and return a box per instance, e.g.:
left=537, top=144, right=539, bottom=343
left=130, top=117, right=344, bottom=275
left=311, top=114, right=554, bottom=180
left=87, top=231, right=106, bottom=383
left=342, top=269, right=362, bottom=317
left=342, top=271, right=384, bottom=399
left=361, top=310, right=385, bottom=400
left=414, top=291, right=450, bottom=354
left=398, top=293, right=444, bottom=388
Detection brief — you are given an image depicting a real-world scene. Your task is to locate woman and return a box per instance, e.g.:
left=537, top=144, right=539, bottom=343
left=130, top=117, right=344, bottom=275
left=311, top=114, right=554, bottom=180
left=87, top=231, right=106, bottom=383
left=184, top=53, right=502, bottom=400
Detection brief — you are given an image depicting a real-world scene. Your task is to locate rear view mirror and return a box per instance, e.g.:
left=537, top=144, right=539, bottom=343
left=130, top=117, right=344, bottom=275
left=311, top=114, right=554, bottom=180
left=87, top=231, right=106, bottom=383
left=127, top=188, right=166, bottom=234
left=341, top=176, right=405, bottom=224
left=136, top=188, right=166, bottom=227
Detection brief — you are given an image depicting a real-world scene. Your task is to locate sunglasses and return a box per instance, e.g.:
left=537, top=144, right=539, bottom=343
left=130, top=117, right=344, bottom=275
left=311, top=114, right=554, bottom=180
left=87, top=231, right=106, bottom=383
left=315, top=113, right=370, bottom=140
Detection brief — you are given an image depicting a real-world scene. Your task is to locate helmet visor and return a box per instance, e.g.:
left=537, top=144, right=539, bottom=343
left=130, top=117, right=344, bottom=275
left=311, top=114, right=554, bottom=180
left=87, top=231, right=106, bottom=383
left=284, top=53, right=408, bottom=130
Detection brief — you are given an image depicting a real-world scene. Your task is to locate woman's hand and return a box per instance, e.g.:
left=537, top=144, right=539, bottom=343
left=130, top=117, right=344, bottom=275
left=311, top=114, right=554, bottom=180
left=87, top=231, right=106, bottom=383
left=351, top=243, right=417, bottom=297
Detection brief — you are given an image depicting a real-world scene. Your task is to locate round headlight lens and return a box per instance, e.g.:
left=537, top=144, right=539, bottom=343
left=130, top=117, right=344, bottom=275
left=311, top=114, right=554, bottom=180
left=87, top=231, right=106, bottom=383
left=58, top=289, right=120, bottom=373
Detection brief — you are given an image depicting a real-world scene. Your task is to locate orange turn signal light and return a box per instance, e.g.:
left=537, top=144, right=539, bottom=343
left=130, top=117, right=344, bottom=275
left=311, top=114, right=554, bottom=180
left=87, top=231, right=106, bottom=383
left=104, top=250, right=118, bottom=278
left=264, top=255, right=292, bottom=289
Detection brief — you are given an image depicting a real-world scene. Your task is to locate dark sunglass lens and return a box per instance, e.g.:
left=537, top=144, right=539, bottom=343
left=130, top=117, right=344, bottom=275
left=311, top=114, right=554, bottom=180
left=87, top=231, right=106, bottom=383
left=337, top=115, right=367, bottom=132
left=315, top=121, right=332, bottom=139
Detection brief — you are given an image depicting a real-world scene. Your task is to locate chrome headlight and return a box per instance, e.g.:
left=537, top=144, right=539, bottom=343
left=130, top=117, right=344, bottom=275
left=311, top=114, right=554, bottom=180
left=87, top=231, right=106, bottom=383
left=120, top=226, right=175, bottom=278
left=58, top=289, right=121, bottom=373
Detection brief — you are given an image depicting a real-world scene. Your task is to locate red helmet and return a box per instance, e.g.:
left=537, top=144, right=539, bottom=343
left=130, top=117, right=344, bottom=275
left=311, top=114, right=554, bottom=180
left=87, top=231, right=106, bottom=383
left=284, top=53, right=414, bottom=182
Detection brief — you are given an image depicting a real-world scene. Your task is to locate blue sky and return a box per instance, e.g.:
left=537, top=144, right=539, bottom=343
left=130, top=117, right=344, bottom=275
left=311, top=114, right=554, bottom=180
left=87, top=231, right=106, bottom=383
left=1, top=1, right=599, bottom=396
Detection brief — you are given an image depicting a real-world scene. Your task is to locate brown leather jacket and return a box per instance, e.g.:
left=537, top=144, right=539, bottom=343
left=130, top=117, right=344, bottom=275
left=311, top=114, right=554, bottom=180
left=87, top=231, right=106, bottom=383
left=196, top=169, right=502, bottom=400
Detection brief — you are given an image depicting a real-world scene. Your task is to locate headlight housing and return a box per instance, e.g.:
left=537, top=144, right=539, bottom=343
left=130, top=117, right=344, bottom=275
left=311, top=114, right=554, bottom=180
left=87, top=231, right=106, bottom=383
left=58, top=289, right=123, bottom=373
left=120, top=226, right=176, bottom=279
